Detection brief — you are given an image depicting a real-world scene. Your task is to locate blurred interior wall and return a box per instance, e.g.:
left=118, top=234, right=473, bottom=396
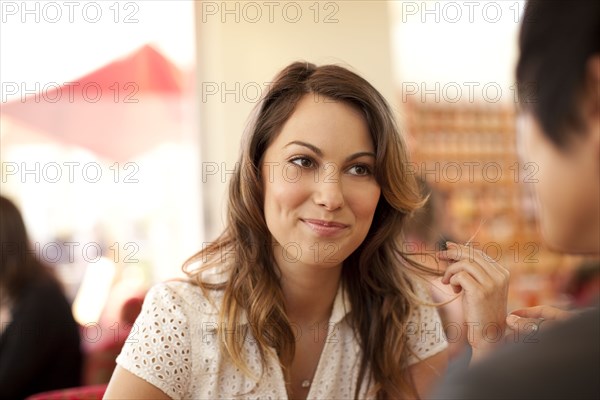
left=194, top=1, right=396, bottom=239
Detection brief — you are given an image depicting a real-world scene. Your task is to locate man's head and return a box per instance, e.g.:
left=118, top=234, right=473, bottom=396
left=517, top=0, right=600, bottom=253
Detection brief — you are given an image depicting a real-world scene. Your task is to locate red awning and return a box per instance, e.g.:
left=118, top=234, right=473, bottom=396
left=1, top=45, right=192, bottom=161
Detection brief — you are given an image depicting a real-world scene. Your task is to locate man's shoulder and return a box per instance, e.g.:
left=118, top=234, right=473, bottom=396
left=433, top=307, right=600, bottom=399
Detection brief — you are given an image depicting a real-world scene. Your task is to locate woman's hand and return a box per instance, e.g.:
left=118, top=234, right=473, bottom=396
left=437, top=242, right=510, bottom=363
left=505, top=305, right=573, bottom=340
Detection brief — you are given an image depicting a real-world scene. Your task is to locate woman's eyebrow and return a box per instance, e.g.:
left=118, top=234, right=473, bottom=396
left=284, top=140, right=322, bottom=156
left=345, top=152, right=376, bottom=162
left=284, top=140, right=375, bottom=162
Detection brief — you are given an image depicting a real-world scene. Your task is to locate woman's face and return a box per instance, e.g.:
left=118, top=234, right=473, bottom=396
left=521, top=113, right=600, bottom=253
left=261, top=94, right=381, bottom=270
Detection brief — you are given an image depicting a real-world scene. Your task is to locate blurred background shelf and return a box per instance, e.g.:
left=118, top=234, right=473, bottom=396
left=403, top=99, right=587, bottom=309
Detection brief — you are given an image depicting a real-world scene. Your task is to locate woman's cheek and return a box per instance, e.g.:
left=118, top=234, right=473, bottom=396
left=270, top=169, right=312, bottom=213
left=351, top=183, right=381, bottom=219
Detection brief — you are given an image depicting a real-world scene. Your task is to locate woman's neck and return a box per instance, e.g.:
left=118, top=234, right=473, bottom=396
left=277, top=261, right=342, bottom=325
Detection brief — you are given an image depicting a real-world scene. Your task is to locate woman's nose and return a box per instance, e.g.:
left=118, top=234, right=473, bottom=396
left=313, top=164, right=344, bottom=210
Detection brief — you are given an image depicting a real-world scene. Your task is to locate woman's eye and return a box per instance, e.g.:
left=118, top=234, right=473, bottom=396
left=348, top=164, right=372, bottom=176
left=290, top=157, right=314, bottom=168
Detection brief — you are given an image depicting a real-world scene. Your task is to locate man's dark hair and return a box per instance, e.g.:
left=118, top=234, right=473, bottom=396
left=516, top=0, right=600, bottom=146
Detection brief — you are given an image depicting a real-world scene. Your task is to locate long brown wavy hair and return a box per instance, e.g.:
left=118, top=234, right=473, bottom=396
left=184, top=62, right=438, bottom=398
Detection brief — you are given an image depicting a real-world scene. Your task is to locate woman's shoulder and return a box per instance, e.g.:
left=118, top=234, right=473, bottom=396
left=143, top=278, right=223, bottom=319
left=151, top=279, right=201, bottom=298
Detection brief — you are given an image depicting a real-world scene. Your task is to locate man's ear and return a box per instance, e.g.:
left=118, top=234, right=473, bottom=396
left=583, top=54, right=600, bottom=157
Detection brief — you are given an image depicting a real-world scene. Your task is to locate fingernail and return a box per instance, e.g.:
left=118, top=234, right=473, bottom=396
left=506, top=314, right=520, bottom=326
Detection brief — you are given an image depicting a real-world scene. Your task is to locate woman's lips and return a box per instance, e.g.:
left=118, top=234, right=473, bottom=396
left=301, top=219, right=349, bottom=237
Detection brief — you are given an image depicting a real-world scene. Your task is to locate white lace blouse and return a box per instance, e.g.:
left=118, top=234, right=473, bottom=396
left=116, top=280, right=447, bottom=399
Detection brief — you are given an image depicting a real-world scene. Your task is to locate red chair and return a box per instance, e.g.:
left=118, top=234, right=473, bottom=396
left=25, top=384, right=107, bottom=400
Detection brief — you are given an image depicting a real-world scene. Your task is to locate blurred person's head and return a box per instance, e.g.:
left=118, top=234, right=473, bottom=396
left=0, top=195, right=55, bottom=302
left=185, top=61, right=429, bottom=398
left=517, top=0, right=600, bottom=254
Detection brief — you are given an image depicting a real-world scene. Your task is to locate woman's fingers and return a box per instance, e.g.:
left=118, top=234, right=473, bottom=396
left=445, top=263, right=500, bottom=300
left=437, top=241, right=511, bottom=360
left=438, top=242, right=510, bottom=285
left=448, top=270, right=478, bottom=294
left=438, top=242, right=491, bottom=264
left=438, top=244, right=510, bottom=285
left=442, top=260, right=492, bottom=287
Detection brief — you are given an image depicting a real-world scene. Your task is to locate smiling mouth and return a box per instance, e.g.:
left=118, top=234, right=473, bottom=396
left=301, top=219, right=349, bottom=237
